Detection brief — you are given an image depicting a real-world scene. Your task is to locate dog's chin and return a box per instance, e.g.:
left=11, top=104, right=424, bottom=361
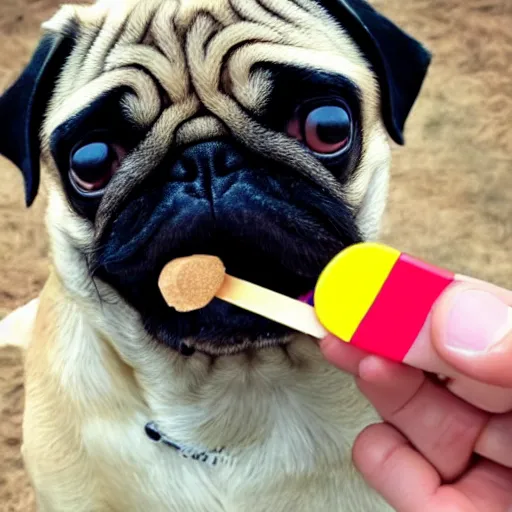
left=152, top=301, right=297, bottom=357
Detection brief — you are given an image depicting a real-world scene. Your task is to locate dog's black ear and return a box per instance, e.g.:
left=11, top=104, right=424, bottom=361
left=320, top=0, right=432, bottom=144
left=0, top=33, right=72, bottom=206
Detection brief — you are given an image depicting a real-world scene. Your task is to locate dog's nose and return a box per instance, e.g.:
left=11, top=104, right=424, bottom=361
left=172, top=140, right=245, bottom=180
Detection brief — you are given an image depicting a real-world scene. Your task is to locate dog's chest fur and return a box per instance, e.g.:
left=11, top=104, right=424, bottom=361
left=22, top=274, right=389, bottom=511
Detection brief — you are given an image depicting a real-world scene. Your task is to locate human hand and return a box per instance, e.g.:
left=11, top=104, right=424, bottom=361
left=320, top=279, right=512, bottom=512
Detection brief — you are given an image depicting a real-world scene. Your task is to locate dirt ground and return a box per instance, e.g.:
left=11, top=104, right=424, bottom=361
left=0, top=0, right=511, bottom=510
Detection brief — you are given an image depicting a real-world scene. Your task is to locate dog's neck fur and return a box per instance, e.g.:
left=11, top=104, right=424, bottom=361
left=37, top=269, right=370, bottom=458
left=28, top=271, right=386, bottom=510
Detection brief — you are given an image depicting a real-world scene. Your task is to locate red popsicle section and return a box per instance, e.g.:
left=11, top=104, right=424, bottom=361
left=350, top=253, right=455, bottom=361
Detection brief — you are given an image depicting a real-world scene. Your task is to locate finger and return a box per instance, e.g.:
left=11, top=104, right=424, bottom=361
left=446, top=378, right=512, bottom=414
left=354, top=424, right=512, bottom=512
left=424, top=460, right=512, bottom=512
left=449, top=459, right=512, bottom=512
left=474, top=413, right=512, bottom=468
left=357, top=356, right=489, bottom=481
left=431, top=282, right=512, bottom=388
left=352, top=423, right=440, bottom=512
left=319, top=334, right=369, bottom=375
left=455, top=275, right=512, bottom=305
left=359, top=356, right=512, bottom=471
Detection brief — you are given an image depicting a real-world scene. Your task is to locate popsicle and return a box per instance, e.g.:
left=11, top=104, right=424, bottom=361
left=158, top=243, right=512, bottom=373
left=313, top=243, right=456, bottom=362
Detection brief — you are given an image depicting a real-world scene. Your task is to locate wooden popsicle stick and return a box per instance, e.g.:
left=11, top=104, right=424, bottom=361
left=216, top=275, right=328, bottom=339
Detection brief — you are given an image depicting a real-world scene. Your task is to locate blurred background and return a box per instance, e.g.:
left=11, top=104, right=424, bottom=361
left=0, top=0, right=511, bottom=510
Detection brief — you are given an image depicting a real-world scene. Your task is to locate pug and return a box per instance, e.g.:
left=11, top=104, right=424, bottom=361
left=0, top=0, right=431, bottom=510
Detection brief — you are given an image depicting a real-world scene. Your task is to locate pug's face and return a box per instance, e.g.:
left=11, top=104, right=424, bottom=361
left=0, top=0, right=430, bottom=355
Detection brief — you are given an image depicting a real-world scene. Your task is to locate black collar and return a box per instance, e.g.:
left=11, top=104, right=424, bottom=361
left=145, top=422, right=229, bottom=466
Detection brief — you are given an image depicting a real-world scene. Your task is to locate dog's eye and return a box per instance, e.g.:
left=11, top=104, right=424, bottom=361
left=287, top=105, right=352, bottom=156
left=69, top=142, right=122, bottom=196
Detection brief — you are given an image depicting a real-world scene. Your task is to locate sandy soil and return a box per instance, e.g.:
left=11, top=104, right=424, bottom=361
left=0, top=0, right=511, bottom=509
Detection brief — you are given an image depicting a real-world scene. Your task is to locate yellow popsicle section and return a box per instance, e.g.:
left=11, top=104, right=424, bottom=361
left=314, top=243, right=401, bottom=342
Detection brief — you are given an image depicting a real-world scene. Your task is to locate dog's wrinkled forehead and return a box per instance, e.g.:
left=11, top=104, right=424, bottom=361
left=42, top=0, right=377, bottom=219
left=0, top=0, right=430, bottom=210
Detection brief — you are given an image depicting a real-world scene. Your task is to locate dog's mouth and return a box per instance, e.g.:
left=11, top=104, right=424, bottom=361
left=96, top=222, right=341, bottom=355
left=93, top=154, right=361, bottom=355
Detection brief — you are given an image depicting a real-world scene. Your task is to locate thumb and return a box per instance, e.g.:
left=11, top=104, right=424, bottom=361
left=430, top=281, right=512, bottom=388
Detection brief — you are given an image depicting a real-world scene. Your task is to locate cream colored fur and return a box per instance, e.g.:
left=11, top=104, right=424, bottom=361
left=1, top=0, right=397, bottom=510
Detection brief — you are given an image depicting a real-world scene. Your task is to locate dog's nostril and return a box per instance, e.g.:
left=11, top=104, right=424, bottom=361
left=171, top=141, right=245, bottom=181
left=172, top=157, right=199, bottom=181
left=216, top=148, right=245, bottom=175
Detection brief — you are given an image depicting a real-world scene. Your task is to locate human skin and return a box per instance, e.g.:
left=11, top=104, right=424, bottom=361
left=321, top=279, right=512, bottom=512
